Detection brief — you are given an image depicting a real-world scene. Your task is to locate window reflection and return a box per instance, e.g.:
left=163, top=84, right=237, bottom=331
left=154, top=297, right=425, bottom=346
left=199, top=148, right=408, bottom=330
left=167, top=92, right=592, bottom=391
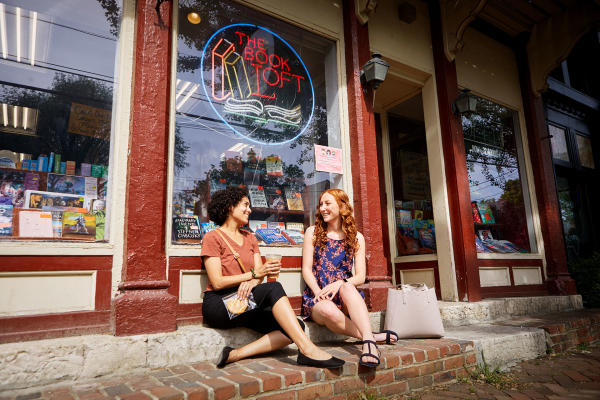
left=0, top=1, right=121, bottom=241
left=462, top=97, right=535, bottom=253
left=548, top=124, right=569, bottom=162
left=172, top=1, right=341, bottom=246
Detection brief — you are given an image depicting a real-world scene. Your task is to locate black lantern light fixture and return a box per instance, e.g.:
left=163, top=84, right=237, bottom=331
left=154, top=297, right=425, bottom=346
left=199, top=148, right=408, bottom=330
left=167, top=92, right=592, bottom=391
left=360, top=53, right=389, bottom=90
left=452, top=89, right=478, bottom=117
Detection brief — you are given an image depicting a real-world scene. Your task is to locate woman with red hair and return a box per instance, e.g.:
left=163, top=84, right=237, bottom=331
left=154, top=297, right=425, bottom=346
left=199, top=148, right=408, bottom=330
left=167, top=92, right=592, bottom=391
left=302, top=189, right=398, bottom=368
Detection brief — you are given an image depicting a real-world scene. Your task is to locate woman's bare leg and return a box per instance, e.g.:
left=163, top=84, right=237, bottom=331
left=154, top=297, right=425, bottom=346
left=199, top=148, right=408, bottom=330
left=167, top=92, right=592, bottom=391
left=271, top=296, right=334, bottom=360
left=338, top=283, right=384, bottom=363
left=311, top=300, right=363, bottom=339
left=227, top=331, right=291, bottom=363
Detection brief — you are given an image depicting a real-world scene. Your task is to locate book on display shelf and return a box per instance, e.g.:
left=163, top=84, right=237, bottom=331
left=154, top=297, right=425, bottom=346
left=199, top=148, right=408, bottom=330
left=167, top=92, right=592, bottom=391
left=248, top=185, right=268, bottom=208
left=81, top=163, right=92, bottom=177
left=285, top=222, right=304, bottom=232
left=478, top=229, right=493, bottom=241
left=471, top=201, right=482, bottom=223
left=59, top=162, right=66, bottom=174
left=47, top=173, right=86, bottom=195
left=61, top=212, right=96, bottom=240
left=284, top=188, right=304, bottom=211
left=0, top=169, right=41, bottom=208
left=16, top=209, right=54, bottom=238
left=477, top=201, right=495, bottom=224
left=93, top=209, right=105, bottom=240
left=38, top=156, right=48, bottom=172
left=66, top=161, right=76, bottom=176
left=48, top=153, right=55, bottom=172
left=173, top=215, right=203, bottom=243
left=84, top=177, right=98, bottom=198
left=25, top=190, right=86, bottom=209
left=265, top=155, right=283, bottom=176
left=267, top=221, right=285, bottom=230
left=249, top=220, right=267, bottom=232
left=283, top=229, right=304, bottom=245
left=53, top=154, right=62, bottom=173
left=201, top=221, right=218, bottom=234
left=91, top=164, right=103, bottom=178
left=264, top=187, right=286, bottom=210
left=0, top=204, right=13, bottom=236
left=254, top=228, right=289, bottom=244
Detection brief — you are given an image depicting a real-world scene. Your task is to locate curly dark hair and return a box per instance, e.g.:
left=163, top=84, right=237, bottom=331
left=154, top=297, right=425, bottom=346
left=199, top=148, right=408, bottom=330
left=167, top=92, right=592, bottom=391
left=207, top=186, right=249, bottom=225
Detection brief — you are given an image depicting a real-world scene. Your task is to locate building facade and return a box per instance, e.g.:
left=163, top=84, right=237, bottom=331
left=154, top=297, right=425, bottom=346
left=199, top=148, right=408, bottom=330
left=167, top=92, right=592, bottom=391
left=0, top=0, right=598, bottom=342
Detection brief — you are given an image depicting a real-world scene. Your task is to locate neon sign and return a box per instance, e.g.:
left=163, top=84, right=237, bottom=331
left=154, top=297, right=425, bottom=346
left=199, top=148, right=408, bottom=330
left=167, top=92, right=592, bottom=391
left=201, top=24, right=314, bottom=145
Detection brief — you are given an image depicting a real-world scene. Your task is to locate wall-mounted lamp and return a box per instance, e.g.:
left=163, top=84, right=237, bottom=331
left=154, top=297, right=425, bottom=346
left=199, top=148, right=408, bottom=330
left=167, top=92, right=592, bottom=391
left=360, top=53, right=389, bottom=90
left=187, top=12, right=201, bottom=24
left=452, top=89, right=478, bottom=117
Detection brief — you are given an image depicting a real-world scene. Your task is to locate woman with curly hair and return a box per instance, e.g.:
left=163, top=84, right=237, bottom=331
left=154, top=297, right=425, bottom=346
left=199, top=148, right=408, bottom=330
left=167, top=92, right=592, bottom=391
left=201, top=186, right=344, bottom=369
left=302, top=189, right=398, bottom=368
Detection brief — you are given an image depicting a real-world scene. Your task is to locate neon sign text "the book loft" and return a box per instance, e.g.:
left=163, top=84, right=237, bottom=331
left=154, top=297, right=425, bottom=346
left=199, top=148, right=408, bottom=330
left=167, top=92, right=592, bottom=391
left=201, top=24, right=314, bottom=145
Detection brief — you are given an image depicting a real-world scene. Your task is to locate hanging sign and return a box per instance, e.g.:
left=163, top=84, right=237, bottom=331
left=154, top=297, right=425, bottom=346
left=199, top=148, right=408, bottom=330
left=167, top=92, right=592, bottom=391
left=201, top=24, right=314, bottom=145
left=314, top=145, right=343, bottom=174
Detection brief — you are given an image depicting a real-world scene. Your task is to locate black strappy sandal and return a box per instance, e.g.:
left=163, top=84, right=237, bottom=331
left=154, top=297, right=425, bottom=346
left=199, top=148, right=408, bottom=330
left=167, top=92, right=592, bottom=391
left=359, top=340, right=380, bottom=368
left=373, top=329, right=399, bottom=344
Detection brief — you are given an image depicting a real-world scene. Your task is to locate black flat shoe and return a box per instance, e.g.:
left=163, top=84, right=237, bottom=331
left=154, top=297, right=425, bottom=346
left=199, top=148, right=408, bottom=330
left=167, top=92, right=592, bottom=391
left=297, top=350, right=345, bottom=369
left=216, top=346, right=233, bottom=368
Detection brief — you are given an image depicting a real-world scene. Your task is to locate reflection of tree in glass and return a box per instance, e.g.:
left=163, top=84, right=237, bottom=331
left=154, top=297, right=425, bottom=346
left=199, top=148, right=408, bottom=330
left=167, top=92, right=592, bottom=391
left=174, top=124, right=190, bottom=175
left=1, top=73, right=112, bottom=165
left=96, top=0, right=121, bottom=37
left=462, top=98, right=518, bottom=191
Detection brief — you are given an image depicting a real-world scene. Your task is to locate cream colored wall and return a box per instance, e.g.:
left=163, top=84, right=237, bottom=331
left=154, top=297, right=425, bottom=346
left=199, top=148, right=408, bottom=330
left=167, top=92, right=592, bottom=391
left=0, top=272, right=96, bottom=316
left=368, top=0, right=434, bottom=74
left=241, top=0, right=343, bottom=39
left=455, top=28, right=523, bottom=109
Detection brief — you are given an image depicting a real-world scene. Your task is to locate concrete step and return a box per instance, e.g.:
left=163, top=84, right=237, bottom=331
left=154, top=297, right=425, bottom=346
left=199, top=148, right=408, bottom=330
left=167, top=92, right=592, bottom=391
left=439, top=295, right=583, bottom=327
left=444, top=324, right=547, bottom=371
left=0, top=338, right=478, bottom=398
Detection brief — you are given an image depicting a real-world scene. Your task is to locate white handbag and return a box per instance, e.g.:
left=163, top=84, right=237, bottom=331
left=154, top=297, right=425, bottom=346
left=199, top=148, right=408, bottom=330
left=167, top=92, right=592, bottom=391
left=383, top=283, right=445, bottom=339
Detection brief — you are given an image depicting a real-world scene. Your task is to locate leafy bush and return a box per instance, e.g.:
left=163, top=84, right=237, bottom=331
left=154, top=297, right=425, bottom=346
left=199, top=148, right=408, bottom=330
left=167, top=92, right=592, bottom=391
left=568, top=252, right=600, bottom=308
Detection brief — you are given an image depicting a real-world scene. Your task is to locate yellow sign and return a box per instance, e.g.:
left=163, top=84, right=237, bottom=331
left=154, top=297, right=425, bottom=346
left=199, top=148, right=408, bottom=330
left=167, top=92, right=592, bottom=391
left=67, top=102, right=111, bottom=140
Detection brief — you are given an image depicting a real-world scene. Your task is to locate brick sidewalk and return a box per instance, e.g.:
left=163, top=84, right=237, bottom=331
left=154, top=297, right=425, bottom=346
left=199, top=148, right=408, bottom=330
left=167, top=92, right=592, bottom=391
left=413, top=344, right=600, bottom=400
left=0, top=339, right=475, bottom=400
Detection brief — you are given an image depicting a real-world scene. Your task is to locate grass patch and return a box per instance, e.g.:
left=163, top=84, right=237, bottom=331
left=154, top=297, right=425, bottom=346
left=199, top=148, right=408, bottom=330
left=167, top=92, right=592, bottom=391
left=461, top=351, right=521, bottom=390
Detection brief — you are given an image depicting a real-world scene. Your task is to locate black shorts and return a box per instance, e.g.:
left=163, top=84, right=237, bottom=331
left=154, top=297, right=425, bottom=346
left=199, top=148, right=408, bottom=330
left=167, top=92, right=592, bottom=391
left=202, top=281, right=305, bottom=338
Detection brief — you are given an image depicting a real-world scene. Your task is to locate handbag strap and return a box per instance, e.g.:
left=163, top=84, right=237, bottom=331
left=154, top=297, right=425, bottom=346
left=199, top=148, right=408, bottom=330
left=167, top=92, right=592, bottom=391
left=216, top=229, right=247, bottom=273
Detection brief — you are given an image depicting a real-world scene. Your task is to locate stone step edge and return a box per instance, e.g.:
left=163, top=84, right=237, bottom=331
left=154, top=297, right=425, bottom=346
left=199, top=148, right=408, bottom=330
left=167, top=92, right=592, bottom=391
left=0, top=340, right=477, bottom=398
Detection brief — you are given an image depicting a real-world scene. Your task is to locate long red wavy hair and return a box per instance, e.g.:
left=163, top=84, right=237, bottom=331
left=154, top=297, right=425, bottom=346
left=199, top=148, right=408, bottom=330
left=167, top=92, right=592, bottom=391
left=313, top=189, right=359, bottom=257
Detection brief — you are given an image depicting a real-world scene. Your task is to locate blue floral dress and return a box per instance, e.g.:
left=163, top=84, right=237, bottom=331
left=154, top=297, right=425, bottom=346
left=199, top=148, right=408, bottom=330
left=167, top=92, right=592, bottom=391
left=302, top=238, right=364, bottom=320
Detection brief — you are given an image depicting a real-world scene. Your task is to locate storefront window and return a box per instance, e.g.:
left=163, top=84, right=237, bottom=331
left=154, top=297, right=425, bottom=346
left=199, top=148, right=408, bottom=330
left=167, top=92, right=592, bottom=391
left=462, top=96, right=536, bottom=253
left=548, top=124, right=569, bottom=162
left=171, top=1, right=342, bottom=246
left=387, top=94, right=436, bottom=257
left=0, top=1, right=121, bottom=241
left=576, top=134, right=595, bottom=169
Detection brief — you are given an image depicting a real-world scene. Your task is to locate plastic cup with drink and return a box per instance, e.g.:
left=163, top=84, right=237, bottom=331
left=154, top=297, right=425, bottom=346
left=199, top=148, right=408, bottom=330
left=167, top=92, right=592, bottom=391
left=264, top=253, right=282, bottom=280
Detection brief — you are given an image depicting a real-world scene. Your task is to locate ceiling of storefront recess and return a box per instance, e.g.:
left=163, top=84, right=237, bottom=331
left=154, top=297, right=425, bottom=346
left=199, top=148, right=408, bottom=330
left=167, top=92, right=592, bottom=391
left=479, top=0, right=583, bottom=37
left=374, top=72, right=421, bottom=111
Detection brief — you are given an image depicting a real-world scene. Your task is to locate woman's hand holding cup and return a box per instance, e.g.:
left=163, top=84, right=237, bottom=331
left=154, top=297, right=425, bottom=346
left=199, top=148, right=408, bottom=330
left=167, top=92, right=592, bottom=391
left=263, top=254, right=282, bottom=280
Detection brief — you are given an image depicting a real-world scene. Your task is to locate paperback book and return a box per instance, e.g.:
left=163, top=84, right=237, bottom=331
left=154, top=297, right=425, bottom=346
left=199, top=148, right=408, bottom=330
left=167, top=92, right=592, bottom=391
left=201, top=221, right=218, bottom=234
left=173, top=215, right=203, bottom=243
left=285, top=222, right=304, bottom=232
left=0, top=204, right=13, bottom=236
left=47, top=173, right=86, bottom=195
left=264, top=187, right=286, bottom=210
left=26, top=190, right=85, bottom=209
left=254, top=228, right=289, bottom=244
left=477, top=201, right=496, bottom=224
left=17, top=209, right=53, bottom=238
left=248, top=185, right=268, bottom=208
left=471, top=201, right=482, bottom=223
left=265, top=155, right=283, bottom=176
left=62, top=212, right=96, bottom=240
left=283, top=229, right=304, bottom=245
left=249, top=220, right=268, bottom=233
left=267, top=221, right=286, bottom=230
left=284, top=189, right=304, bottom=211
